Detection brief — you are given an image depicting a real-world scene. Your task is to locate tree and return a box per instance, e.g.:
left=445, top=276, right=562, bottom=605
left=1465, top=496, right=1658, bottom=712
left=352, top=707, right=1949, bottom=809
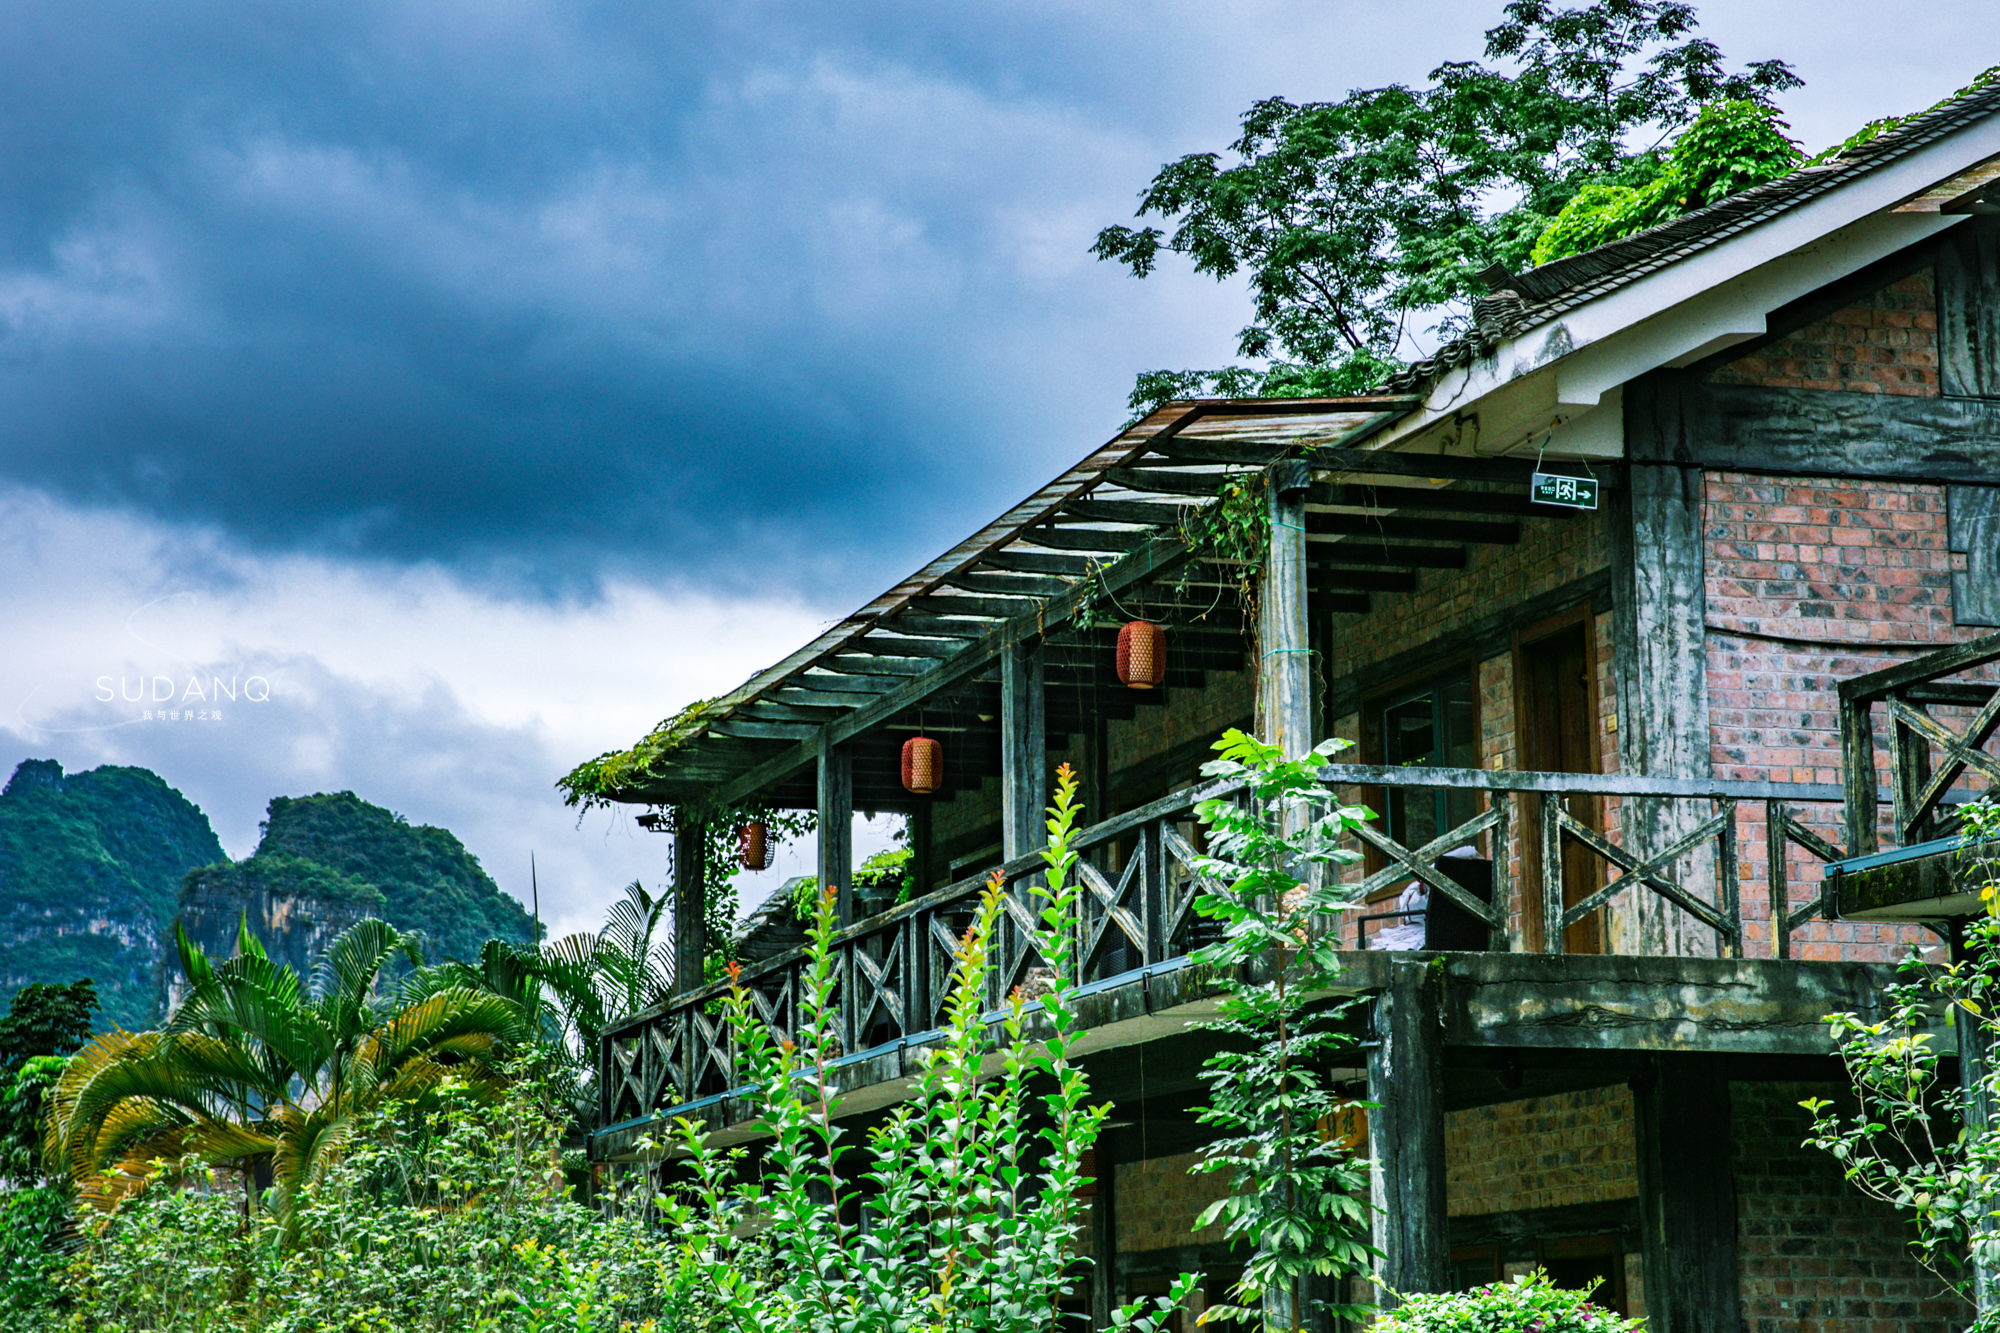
left=1093, top=0, right=1799, bottom=418
left=47, top=917, right=526, bottom=1220
left=1187, top=731, right=1378, bottom=1328
left=0, top=980, right=98, bottom=1333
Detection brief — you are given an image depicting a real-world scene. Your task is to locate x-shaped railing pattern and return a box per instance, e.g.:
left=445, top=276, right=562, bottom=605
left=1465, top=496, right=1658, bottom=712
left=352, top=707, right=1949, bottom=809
left=1541, top=796, right=1741, bottom=956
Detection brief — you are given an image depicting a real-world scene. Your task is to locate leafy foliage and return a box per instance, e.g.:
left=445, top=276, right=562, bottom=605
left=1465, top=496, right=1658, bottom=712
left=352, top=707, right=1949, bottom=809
left=48, top=916, right=527, bottom=1221
left=1188, top=730, right=1378, bottom=1327
left=0, top=760, right=225, bottom=1031
left=1805, top=64, right=2000, bottom=167
left=667, top=764, right=1198, bottom=1331
left=1372, top=1270, right=1641, bottom=1333
left=1803, top=799, right=2000, bottom=1300
left=1530, top=99, right=1800, bottom=262
left=56, top=1077, right=688, bottom=1333
left=1096, top=0, right=1799, bottom=416
left=0, top=980, right=98, bottom=1333
left=558, top=697, right=721, bottom=813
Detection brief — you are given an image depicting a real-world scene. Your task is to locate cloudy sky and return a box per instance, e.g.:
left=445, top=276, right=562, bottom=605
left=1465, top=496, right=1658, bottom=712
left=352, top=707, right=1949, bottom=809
left=0, top=0, right=1988, bottom=941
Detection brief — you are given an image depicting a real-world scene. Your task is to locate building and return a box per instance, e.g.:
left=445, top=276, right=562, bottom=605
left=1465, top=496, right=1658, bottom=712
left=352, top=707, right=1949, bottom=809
left=573, top=78, right=2000, bottom=1333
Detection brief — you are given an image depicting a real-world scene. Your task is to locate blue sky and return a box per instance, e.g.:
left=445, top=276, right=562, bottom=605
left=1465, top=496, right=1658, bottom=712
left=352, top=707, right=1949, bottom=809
left=0, top=0, right=1989, bottom=939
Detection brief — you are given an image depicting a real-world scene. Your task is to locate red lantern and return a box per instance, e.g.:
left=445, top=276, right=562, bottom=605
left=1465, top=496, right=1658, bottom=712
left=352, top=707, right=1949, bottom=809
left=1116, top=620, right=1166, bottom=689
left=902, top=736, right=942, bottom=795
left=739, top=821, right=772, bottom=871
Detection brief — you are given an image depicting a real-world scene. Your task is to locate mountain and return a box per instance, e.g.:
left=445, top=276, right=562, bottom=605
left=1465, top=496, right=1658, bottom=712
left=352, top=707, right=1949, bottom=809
left=0, top=759, right=225, bottom=1031
left=173, top=792, right=536, bottom=983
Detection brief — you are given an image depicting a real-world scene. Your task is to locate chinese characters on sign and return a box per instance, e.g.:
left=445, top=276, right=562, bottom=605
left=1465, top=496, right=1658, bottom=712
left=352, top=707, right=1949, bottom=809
left=142, top=711, right=224, bottom=722
left=1530, top=471, right=1600, bottom=510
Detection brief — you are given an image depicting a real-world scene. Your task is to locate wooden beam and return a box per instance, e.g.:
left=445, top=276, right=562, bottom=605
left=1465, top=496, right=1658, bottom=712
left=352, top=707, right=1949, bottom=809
left=1306, top=540, right=1467, bottom=569
left=1102, top=466, right=1239, bottom=498
left=739, top=701, right=845, bottom=722
left=673, top=820, right=706, bottom=996
left=1643, top=374, right=2000, bottom=484
left=855, top=634, right=965, bottom=658
left=1307, top=482, right=1550, bottom=516
left=877, top=614, right=1000, bottom=638
left=708, top=719, right=819, bottom=741
left=945, top=571, right=1075, bottom=598
left=788, top=673, right=902, bottom=694
left=1369, top=959, right=1448, bottom=1304
left=1939, top=217, right=2000, bottom=399
left=1151, top=439, right=1607, bottom=488
left=772, top=687, right=880, bottom=709
left=1022, top=526, right=1152, bottom=553
left=1305, top=511, right=1519, bottom=544
left=911, top=594, right=1048, bottom=620
left=981, top=550, right=1100, bottom=577
left=1262, top=461, right=1312, bottom=758
left=1634, top=1054, right=1741, bottom=1333
left=818, top=740, right=853, bottom=922
left=825, top=655, right=935, bottom=677
left=1065, top=497, right=1198, bottom=527
left=1002, top=642, right=1047, bottom=862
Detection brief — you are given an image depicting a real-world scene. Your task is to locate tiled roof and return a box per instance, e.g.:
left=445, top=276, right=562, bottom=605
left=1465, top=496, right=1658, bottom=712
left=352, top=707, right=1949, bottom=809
left=1380, top=78, right=2000, bottom=394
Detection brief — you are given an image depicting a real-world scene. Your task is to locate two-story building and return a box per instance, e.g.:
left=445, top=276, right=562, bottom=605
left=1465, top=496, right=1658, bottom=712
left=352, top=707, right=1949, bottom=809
left=572, top=77, right=2000, bottom=1333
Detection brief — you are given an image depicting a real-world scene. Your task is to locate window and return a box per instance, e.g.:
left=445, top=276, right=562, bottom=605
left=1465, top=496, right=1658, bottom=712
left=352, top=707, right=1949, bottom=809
left=1376, top=671, right=1479, bottom=851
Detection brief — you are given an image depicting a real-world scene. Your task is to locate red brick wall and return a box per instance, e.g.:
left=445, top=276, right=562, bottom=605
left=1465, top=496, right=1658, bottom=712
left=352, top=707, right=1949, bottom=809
left=1702, top=471, right=1988, bottom=961
left=1446, top=1085, right=1638, bottom=1216
left=1712, top=272, right=1939, bottom=397
left=1734, top=1081, right=1970, bottom=1333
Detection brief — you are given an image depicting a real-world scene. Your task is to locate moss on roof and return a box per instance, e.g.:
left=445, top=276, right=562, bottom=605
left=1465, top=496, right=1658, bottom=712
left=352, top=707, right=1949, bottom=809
left=558, top=697, right=720, bottom=811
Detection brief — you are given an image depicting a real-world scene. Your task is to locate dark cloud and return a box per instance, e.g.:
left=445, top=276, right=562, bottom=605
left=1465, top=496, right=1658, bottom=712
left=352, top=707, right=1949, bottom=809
left=0, top=0, right=1982, bottom=600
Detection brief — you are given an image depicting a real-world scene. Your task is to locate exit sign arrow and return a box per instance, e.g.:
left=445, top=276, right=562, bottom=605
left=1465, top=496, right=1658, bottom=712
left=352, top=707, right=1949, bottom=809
left=1531, top=472, right=1599, bottom=510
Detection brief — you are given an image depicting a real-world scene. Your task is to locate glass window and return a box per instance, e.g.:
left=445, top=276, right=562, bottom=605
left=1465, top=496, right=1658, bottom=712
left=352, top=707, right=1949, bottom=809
left=1377, top=672, right=1479, bottom=851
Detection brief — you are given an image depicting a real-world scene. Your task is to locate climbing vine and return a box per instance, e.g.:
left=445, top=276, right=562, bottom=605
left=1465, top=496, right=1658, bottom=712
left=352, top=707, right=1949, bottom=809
left=557, top=696, right=720, bottom=812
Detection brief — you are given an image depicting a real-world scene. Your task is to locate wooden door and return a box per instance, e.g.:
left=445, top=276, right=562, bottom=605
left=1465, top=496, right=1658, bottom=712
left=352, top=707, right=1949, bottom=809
left=1519, top=621, right=1603, bottom=952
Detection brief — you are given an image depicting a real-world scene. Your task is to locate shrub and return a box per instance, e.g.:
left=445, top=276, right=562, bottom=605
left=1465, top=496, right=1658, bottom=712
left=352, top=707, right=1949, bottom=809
left=1373, top=1271, right=1641, bottom=1333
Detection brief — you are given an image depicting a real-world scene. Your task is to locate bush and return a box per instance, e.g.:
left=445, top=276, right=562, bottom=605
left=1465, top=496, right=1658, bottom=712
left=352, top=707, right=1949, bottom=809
left=57, top=1076, right=693, bottom=1333
left=1374, top=1271, right=1640, bottom=1333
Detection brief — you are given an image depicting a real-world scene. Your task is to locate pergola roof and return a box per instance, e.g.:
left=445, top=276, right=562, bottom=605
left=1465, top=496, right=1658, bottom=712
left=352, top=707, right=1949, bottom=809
left=566, top=394, right=1603, bottom=814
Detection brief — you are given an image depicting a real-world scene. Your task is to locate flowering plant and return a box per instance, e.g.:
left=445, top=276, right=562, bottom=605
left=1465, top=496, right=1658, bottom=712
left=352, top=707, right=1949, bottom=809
left=1372, top=1270, right=1640, bottom=1333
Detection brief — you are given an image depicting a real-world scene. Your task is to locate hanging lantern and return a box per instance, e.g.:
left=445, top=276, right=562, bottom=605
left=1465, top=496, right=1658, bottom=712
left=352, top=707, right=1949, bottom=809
left=738, top=821, right=773, bottom=871
left=1116, top=620, right=1166, bottom=689
left=902, top=735, right=942, bottom=795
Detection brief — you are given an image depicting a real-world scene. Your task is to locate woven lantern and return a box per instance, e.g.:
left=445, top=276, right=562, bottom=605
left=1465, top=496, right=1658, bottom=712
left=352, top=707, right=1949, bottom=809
left=1116, top=620, right=1166, bottom=689
left=901, top=735, right=942, bottom=795
left=738, top=821, right=773, bottom=871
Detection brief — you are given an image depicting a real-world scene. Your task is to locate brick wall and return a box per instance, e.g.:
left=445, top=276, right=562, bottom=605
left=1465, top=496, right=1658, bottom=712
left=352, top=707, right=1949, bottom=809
left=1702, top=470, right=1989, bottom=961
left=1115, top=1148, right=1233, bottom=1252
left=1712, top=272, right=1940, bottom=396
left=1446, top=1086, right=1638, bottom=1217
left=1734, top=1081, right=1970, bottom=1333
left=1105, top=664, right=1253, bottom=781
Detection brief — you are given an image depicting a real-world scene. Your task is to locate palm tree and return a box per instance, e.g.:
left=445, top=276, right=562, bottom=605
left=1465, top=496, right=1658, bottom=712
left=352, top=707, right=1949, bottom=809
left=48, top=917, right=527, bottom=1218
left=531, top=881, right=676, bottom=1123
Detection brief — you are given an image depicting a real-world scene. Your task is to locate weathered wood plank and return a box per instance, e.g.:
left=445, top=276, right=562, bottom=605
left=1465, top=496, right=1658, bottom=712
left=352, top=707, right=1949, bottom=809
left=1021, top=526, right=1152, bottom=553
left=1306, top=510, right=1519, bottom=544
left=673, top=821, right=706, bottom=997
left=944, top=570, right=1075, bottom=598
left=1939, top=218, right=2000, bottom=398
left=1649, top=376, right=2000, bottom=482
left=818, top=741, right=853, bottom=921
left=1949, top=485, right=2000, bottom=627
left=1369, top=959, right=1449, bottom=1303
left=1263, top=461, right=1312, bottom=758
left=1305, top=540, right=1467, bottom=569
left=1635, top=1054, right=1741, bottom=1333
left=1002, top=643, right=1047, bottom=862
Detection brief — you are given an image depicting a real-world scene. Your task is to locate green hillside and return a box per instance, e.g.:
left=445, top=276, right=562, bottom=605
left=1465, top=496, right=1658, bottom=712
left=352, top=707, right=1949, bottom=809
left=0, top=760, right=225, bottom=1031
left=243, top=792, right=535, bottom=964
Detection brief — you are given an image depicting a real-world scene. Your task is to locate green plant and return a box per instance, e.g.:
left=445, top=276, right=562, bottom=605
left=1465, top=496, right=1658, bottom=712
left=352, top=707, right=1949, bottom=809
left=49, top=917, right=527, bottom=1221
left=853, top=843, right=915, bottom=905
left=670, top=764, right=1199, bottom=1331
left=1096, top=0, right=1799, bottom=412
left=57, top=1075, right=689, bottom=1333
left=0, top=980, right=98, bottom=1332
left=1530, top=99, right=1801, bottom=263
left=1373, top=1269, right=1642, bottom=1333
left=1187, top=729, right=1379, bottom=1328
left=1803, top=798, right=2000, bottom=1303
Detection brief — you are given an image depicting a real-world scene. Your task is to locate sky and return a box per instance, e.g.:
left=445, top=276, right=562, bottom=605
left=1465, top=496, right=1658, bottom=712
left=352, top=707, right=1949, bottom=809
left=0, top=0, right=1990, bottom=942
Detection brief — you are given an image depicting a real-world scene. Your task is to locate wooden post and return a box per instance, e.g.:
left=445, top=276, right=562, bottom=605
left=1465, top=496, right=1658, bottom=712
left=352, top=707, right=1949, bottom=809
left=1367, top=959, right=1448, bottom=1307
left=1090, top=1138, right=1120, bottom=1328
left=1263, top=459, right=1313, bottom=760
left=1840, top=694, right=1879, bottom=857
left=1768, top=800, right=1791, bottom=961
left=1620, top=380, right=1717, bottom=955
left=672, top=819, right=707, bottom=996
left=818, top=739, right=853, bottom=923
left=1003, top=641, right=1047, bottom=862
left=1633, top=1054, right=1741, bottom=1333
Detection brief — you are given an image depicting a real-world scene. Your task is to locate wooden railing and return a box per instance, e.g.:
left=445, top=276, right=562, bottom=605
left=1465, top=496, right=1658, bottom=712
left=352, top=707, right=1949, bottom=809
left=1839, top=629, right=2000, bottom=855
left=598, top=765, right=1864, bottom=1128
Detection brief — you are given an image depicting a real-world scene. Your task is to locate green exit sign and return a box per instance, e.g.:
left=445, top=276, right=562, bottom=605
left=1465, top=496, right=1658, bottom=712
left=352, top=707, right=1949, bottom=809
left=1532, top=472, right=1599, bottom=509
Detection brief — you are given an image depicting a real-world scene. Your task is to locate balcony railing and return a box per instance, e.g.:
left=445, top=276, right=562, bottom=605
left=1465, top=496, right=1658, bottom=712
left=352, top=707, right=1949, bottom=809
left=599, top=765, right=1860, bottom=1128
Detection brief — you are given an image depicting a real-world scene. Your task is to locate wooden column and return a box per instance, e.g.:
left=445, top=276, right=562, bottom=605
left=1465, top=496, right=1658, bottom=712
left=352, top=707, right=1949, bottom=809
left=818, top=738, right=853, bottom=922
left=1619, top=378, right=1716, bottom=955
left=1633, top=1054, right=1741, bottom=1333
left=1367, top=959, right=1448, bottom=1306
left=1090, top=1139, right=1119, bottom=1328
left=1003, top=640, right=1047, bottom=862
left=672, top=819, right=706, bottom=996
left=1262, top=459, right=1313, bottom=759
